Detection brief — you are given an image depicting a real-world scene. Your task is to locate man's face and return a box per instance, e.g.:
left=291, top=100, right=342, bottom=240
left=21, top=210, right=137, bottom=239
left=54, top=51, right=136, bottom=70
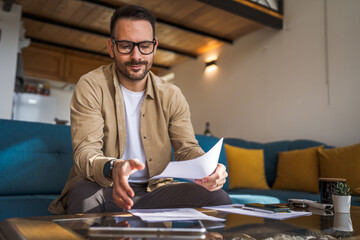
left=107, top=19, right=157, bottom=82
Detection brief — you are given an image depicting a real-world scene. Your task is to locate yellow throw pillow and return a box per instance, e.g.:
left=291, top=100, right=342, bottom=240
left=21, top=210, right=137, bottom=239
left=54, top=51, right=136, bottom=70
left=272, top=146, right=323, bottom=193
left=224, top=144, right=269, bottom=190
left=319, top=143, right=360, bottom=196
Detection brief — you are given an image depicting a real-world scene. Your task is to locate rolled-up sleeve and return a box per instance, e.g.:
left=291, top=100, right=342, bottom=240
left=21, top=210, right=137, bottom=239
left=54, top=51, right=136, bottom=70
left=70, top=76, right=113, bottom=187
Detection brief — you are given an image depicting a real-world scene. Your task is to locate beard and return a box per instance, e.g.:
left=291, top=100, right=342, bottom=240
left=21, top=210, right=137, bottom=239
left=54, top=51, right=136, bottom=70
left=114, top=57, right=153, bottom=82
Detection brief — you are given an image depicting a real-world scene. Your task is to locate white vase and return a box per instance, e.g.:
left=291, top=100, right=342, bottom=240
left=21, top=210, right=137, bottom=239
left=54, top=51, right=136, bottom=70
left=332, top=194, right=351, bottom=213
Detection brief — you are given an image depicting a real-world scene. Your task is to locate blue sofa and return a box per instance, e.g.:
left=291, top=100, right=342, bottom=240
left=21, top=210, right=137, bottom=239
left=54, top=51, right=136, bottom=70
left=0, top=119, right=73, bottom=221
left=191, top=136, right=359, bottom=207
left=0, top=119, right=359, bottom=221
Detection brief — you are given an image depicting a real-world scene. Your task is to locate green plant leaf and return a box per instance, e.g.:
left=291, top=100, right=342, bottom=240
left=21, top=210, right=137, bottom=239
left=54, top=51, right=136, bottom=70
left=332, top=182, right=352, bottom=196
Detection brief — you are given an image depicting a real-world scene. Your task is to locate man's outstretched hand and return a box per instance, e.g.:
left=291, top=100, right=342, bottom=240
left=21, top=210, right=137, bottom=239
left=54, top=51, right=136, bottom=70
left=111, top=159, right=144, bottom=210
left=194, top=163, right=227, bottom=191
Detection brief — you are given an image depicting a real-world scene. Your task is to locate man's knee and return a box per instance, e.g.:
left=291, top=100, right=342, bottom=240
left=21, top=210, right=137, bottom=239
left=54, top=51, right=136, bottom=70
left=184, top=183, right=231, bottom=206
left=206, top=189, right=232, bottom=206
left=163, top=182, right=231, bottom=207
left=67, top=179, right=109, bottom=214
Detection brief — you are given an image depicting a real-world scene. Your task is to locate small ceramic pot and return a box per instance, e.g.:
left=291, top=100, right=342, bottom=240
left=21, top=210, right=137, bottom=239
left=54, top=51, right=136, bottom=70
left=334, top=213, right=353, bottom=232
left=332, top=194, right=351, bottom=213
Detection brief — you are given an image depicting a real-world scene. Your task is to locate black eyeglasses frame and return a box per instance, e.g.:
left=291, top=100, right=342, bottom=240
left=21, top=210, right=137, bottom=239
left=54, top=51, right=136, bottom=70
left=111, top=39, right=156, bottom=55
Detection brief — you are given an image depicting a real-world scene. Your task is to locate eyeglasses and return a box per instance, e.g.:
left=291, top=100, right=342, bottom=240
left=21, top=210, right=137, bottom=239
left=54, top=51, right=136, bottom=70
left=112, top=39, right=156, bottom=55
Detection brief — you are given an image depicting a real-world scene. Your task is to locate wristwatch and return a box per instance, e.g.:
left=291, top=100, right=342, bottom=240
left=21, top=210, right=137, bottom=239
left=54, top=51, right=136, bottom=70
left=103, top=159, right=116, bottom=179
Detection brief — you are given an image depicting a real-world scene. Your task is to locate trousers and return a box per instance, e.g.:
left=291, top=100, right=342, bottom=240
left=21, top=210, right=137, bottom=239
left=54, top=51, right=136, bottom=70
left=67, top=179, right=231, bottom=214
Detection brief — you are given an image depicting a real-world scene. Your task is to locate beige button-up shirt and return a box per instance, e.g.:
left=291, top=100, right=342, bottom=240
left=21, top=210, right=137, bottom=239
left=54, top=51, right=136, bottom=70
left=49, top=63, right=204, bottom=214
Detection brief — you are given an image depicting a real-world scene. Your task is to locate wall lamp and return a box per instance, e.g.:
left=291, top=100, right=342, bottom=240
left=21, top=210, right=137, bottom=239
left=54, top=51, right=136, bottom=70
left=205, top=60, right=217, bottom=72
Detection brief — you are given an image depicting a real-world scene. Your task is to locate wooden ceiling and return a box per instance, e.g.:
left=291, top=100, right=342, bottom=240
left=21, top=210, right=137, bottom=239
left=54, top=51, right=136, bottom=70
left=12, top=0, right=283, bottom=76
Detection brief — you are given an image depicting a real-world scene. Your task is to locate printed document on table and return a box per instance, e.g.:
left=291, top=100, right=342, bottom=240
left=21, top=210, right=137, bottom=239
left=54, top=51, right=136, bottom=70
left=150, top=138, right=223, bottom=180
left=128, top=208, right=225, bottom=222
left=203, top=204, right=312, bottom=220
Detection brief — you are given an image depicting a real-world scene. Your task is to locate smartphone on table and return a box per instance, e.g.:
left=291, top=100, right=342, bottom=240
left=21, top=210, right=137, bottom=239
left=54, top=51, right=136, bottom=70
left=244, top=203, right=291, bottom=213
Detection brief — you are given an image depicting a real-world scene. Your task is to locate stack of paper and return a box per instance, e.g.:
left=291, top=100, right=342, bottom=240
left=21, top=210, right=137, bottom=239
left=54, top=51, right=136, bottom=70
left=203, top=204, right=312, bottom=220
left=151, top=138, right=224, bottom=180
left=128, top=208, right=225, bottom=222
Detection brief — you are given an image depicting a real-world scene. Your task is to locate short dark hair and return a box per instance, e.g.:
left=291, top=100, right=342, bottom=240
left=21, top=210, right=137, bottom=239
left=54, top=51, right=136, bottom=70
left=110, top=5, right=156, bottom=39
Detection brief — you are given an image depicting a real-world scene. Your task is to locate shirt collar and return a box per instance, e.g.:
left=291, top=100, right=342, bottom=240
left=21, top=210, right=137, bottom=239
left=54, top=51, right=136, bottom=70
left=111, top=62, right=155, bottom=100
left=144, top=72, right=155, bottom=100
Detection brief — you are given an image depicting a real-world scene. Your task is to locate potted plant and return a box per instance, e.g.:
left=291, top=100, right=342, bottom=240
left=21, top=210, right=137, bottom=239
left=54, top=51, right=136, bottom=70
left=332, top=182, right=352, bottom=213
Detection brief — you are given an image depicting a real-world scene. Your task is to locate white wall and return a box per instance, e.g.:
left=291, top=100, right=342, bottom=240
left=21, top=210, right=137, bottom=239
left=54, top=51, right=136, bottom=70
left=171, top=0, right=360, bottom=147
left=0, top=3, right=21, bottom=119
left=51, top=86, right=74, bottom=124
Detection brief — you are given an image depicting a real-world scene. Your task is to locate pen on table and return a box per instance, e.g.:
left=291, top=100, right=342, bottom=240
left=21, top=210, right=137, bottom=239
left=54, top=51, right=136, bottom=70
left=232, top=206, right=275, bottom=214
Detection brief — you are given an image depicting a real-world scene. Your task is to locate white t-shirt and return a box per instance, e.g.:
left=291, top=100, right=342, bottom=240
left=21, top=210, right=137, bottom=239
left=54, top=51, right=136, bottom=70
left=120, top=84, right=149, bottom=182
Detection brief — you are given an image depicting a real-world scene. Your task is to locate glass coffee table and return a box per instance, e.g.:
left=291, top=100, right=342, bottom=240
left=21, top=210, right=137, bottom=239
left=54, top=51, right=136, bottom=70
left=0, top=205, right=359, bottom=239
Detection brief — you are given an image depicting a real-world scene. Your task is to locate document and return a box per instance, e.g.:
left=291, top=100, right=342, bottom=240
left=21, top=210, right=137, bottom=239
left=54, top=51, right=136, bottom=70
left=203, top=204, right=312, bottom=220
left=128, top=208, right=225, bottom=222
left=151, top=138, right=224, bottom=180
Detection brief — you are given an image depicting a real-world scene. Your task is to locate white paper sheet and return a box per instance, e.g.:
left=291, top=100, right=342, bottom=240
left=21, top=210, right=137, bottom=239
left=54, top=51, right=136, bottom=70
left=150, top=138, right=224, bottom=180
left=128, top=208, right=225, bottom=222
left=203, top=204, right=312, bottom=220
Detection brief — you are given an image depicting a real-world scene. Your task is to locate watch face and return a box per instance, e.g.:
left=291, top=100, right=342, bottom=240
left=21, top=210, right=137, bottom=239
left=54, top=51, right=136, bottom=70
left=103, top=161, right=111, bottom=177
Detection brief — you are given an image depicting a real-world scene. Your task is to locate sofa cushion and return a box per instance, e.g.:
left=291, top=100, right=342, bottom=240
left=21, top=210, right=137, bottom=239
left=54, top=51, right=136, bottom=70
left=224, top=144, right=269, bottom=190
left=224, top=138, right=291, bottom=187
left=319, top=143, right=360, bottom=196
left=262, top=141, right=292, bottom=187
left=227, top=188, right=360, bottom=206
left=272, top=146, right=323, bottom=193
left=0, top=195, right=58, bottom=221
left=224, top=138, right=333, bottom=188
left=0, top=119, right=73, bottom=195
left=228, top=193, right=280, bottom=205
left=195, top=135, right=229, bottom=191
left=228, top=188, right=320, bottom=204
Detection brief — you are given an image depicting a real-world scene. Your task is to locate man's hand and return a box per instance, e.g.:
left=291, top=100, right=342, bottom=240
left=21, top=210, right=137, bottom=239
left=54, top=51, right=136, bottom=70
left=194, top=163, right=227, bottom=191
left=111, top=159, right=144, bottom=210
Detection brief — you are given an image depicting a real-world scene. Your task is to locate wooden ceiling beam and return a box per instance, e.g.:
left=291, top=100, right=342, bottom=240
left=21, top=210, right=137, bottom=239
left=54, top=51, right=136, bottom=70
left=22, top=12, right=197, bottom=59
left=197, top=0, right=283, bottom=29
left=28, top=37, right=171, bottom=70
left=22, top=12, right=108, bottom=37
left=79, top=0, right=233, bottom=44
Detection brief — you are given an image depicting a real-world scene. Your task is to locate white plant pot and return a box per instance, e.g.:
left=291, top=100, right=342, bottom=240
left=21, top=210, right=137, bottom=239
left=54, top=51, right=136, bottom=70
left=332, top=194, right=351, bottom=213
left=334, top=213, right=353, bottom=232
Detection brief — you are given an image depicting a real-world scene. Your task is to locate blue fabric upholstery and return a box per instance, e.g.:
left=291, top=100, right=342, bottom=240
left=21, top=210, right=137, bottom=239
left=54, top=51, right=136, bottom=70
left=0, top=119, right=358, bottom=221
left=0, top=195, right=58, bottom=220
left=195, top=135, right=229, bottom=191
left=227, top=188, right=360, bottom=206
left=228, top=193, right=281, bottom=205
left=228, top=188, right=320, bottom=203
left=0, top=119, right=73, bottom=195
left=0, top=119, right=73, bottom=220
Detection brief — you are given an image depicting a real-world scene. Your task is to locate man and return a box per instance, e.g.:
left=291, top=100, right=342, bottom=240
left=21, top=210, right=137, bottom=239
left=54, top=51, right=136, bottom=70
left=49, top=5, right=231, bottom=214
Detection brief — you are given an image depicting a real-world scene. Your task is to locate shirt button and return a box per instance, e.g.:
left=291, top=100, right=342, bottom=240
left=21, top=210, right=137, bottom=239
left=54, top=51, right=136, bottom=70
left=142, top=113, right=145, bottom=117
left=148, top=158, right=152, bottom=162
left=143, top=136, right=147, bottom=139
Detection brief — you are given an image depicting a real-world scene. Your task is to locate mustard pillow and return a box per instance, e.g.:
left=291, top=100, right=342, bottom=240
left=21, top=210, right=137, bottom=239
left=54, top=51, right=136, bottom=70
left=272, top=146, right=323, bottom=193
left=224, top=144, right=269, bottom=190
left=319, top=143, right=360, bottom=196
